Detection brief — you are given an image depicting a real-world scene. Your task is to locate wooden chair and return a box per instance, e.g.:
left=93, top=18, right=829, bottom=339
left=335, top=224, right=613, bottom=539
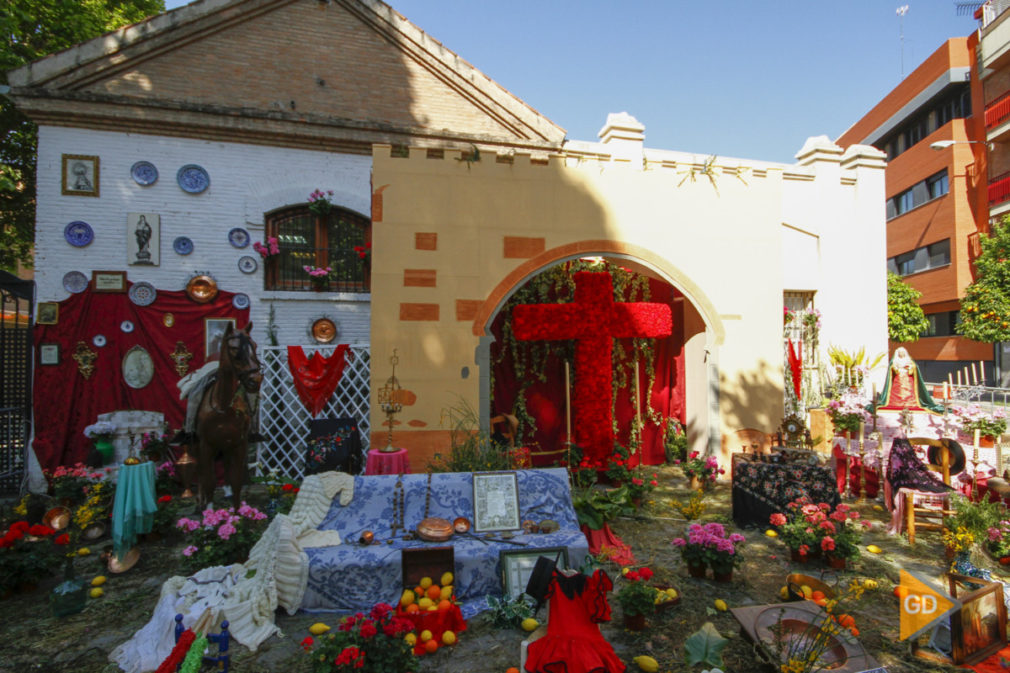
left=904, top=437, right=957, bottom=545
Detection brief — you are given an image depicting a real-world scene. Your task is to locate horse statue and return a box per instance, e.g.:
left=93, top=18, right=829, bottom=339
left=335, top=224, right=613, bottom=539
left=194, top=322, right=262, bottom=509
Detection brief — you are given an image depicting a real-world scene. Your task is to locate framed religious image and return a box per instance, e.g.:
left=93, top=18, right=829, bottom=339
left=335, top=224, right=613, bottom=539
left=205, top=317, right=236, bottom=358
left=472, top=471, right=520, bottom=533
left=39, top=344, right=60, bottom=365
left=948, top=573, right=1007, bottom=665
left=127, top=212, right=160, bottom=266
left=36, top=302, right=59, bottom=325
left=499, top=548, right=568, bottom=601
left=92, top=270, right=127, bottom=293
left=61, top=154, right=100, bottom=197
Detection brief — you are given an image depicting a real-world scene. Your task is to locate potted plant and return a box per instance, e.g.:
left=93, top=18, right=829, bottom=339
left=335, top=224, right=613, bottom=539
left=952, top=405, right=1007, bottom=445
left=304, top=265, right=333, bottom=292
left=253, top=236, right=280, bottom=259
left=672, top=522, right=744, bottom=582
left=818, top=503, right=869, bottom=569
left=307, top=188, right=335, bottom=216
left=604, top=443, right=633, bottom=487
left=626, top=471, right=658, bottom=509
left=676, top=451, right=723, bottom=490
left=0, top=521, right=68, bottom=595
left=825, top=391, right=871, bottom=438
left=45, top=463, right=106, bottom=507
left=83, top=421, right=117, bottom=464
left=769, top=501, right=824, bottom=562
left=175, top=503, right=268, bottom=573
left=301, top=601, right=418, bottom=672
left=615, top=566, right=656, bottom=631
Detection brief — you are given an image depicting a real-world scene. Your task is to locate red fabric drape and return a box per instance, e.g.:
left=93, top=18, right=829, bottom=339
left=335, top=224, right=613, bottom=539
left=787, top=339, right=802, bottom=398
left=580, top=523, right=636, bottom=566
left=286, top=345, right=351, bottom=418
left=32, top=284, right=247, bottom=471
left=491, top=277, right=684, bottom=467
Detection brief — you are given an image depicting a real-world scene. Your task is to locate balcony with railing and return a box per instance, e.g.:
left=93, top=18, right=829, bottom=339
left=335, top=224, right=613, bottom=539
left=989, top=171, right=1010, bottom=206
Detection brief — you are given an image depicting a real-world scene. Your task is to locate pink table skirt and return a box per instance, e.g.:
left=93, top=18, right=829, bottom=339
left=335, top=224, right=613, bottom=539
left=365, top=448, right=410, bottom=475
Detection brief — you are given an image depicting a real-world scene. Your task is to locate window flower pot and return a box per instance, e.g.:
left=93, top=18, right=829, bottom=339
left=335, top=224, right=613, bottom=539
left=687, top=562, right=707, bottom=579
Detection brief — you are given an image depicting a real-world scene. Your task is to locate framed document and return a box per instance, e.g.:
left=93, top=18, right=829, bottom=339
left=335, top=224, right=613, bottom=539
left=500, top=548, right=569, bottom=600
left=36, top=302, right=59, bottom=325
left=92, top=270, right=127, bottom=293
left=205, top=317, right=236, bottom=357
left=39, top=344, right=60, bottom=365
left=472, top=471, right=520, bottom=533
left=61, top=154, right=100, bottom=197
left=127, top=212, right=160, bottom=266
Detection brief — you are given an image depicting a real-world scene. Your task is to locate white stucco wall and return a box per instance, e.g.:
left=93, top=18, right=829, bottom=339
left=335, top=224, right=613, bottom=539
left=35, top=126, right=373, bottom=346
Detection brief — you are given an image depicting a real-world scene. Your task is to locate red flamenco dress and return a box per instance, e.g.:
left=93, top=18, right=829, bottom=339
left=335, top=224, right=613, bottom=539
left=525, top=569, right=625, bottom=673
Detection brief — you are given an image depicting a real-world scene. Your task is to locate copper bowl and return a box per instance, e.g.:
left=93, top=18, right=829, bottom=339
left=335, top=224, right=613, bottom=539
left=453, top=517, right=471, bottom=534
left=43, top=507, right=72, bottom=531
left=82, top=522, right=106, bottom=541
left=185, top=275, right=218, bottom=304
left=104, top=547, right=141, bottom=573
left=416, top=517, right=453, bottom=542
left=359, top=530, right=374, bottom=545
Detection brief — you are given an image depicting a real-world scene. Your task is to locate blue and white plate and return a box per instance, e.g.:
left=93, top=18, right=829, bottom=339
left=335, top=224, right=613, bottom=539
left=237, top=256, right=258, bottom=274
left=130, top=161, right=158, bottom=186
left=228, top=228, right=250, bottom=248
left=232, top=293, right=250, bottom=310
left=64, top=221, right=94, bottom=247
left=129, top=281, right=157, bottom=307
left=63, top=271, right=88, bottom=294
left=177, top=164, right=210, bottom=194
left=92, top=334, right=106, bottom=348
left=173, top=236, right=194, bottom=255
left=120, top=320, right=134, bottom=333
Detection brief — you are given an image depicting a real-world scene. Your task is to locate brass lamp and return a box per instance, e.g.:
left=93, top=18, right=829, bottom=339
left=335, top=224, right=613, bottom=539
left=377, top=349, right=403, bottom=453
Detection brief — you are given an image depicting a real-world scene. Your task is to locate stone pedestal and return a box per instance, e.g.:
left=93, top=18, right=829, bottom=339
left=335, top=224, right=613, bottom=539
left=96, top=410, right=165, bottom=465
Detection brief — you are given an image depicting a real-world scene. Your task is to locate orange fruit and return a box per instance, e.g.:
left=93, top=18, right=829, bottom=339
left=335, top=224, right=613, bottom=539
left=427, top=585, right=442, bottom=601
left=424, top=639, right=439, bottom=654
left=894, top=586, right=910, bottom=599
left=414, top=586, right=424, bottom=597
left=406, top=603, right=420, bottom=615
left=507, top=669, right=520, bottom=673
left=814, top=598, right=827, bottom=607
left=838, top=614, right=855, bottom=629
left=811, top=590, right=825, bottom=601
left=850, top=627, right=859, bottom=637
left=438, top=599, right=452, bottom=611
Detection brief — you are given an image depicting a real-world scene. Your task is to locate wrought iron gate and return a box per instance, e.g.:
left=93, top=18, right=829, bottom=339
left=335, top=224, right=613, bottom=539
left=258, top=344, right=370, bottom=479
left=0, top=271, right=33, bottom=495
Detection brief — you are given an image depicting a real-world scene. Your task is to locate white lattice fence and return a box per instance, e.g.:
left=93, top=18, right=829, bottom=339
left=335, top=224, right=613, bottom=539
left=258, top=344, right=370, bottom=479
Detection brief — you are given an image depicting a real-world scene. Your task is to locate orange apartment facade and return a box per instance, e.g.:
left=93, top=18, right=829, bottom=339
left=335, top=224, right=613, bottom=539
left=837, top=37, right=997, bottom=385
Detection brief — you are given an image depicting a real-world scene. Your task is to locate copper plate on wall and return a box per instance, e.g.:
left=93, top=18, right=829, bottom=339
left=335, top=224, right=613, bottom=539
left=312, top=318, right=337, bottom=343
left=185, top=275, right=218, bottom=304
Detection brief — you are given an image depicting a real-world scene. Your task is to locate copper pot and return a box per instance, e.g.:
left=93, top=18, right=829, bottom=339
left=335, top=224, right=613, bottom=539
left=453, top=517, right=471, bottom=534
left=416, top=517, right=453, bottom=542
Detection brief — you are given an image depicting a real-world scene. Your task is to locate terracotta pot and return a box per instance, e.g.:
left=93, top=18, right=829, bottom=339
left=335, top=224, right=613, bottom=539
left=826, top=555, right=846, bottom=570
left=980, top=436, right=996, bottom=448
left=713, top=569, right=733, bottom=583
left=689, top=476, right=702, bottom=491
left=623, top=613, right=647, bottom=631
left=631, top=497, right=643, bottom=509
left=790, top=548, right=810, bottom=563
left=945, top=546, right=956, bottom=560
left=687, top=562, right=707, bottom=579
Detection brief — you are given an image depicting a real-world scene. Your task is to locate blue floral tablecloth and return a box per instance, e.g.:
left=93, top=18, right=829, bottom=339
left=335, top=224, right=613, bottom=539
left=301, top=468, right=588, bottom=617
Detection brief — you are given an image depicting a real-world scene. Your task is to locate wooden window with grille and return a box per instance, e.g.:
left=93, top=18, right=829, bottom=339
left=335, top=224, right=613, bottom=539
left=264, top=205, right=370, bottom=292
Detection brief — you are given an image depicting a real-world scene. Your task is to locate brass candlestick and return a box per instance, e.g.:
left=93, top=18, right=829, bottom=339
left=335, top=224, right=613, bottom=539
left=857, top=434, right=866, bottom=503
left=844, top=430, right=852, bottom=499
left=175, top=445, right=198, bottom=498
left=377, top=349, right=403, bottom=453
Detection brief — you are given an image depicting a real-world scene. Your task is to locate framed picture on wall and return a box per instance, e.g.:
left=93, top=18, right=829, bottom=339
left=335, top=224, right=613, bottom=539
left=127, top=212, right=160, bottom=266
left=205, top=317, right=236, bottom=358
left=61, top=154, right=99, bottom=197
left=472, top=471, right=520, bottom=533
left=36, top=302, right=59, bottom=325
left=39, top=344, right=59, bottom=365
left=92, top=270, right=126, bottom=293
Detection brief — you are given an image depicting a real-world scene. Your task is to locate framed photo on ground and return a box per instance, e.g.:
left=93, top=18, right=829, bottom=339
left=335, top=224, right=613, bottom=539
left=39, top=344, right=59, bottom=365
left=36, top=302, right=59, bottom=325
left=205, top=317, right=236, bottom=358
left=472, top=471, right=520, bottom=533
left=948, top=573, right=1007, bottom=665
left=500, top=548, right=569, bottom=601
left=61, top=154, right=99, bottom=197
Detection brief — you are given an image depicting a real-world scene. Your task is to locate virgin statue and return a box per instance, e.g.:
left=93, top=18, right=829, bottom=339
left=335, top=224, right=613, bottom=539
left=875, top=347, right=944, bottom=413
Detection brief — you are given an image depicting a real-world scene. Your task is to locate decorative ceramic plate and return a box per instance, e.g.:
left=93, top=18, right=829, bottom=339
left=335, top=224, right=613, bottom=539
left=232, top=293, right=250, bottom=310
left=64, top=221, right=94, bottom=247
left=237, top=255, right=258, bottom=274
left=129, top=281, right=157, bottom=306
left=63, top=271, right=89, bottom=294
left=173, top=236, right=194, bottom=255
left=93, top=334, right=106, bottom=347
left=186, top=275, right=218, bottom=303
left=120, top=320, right=134, bottom=333
left=177, top=164, right=210, bottom=193
left=130, top=161, right=158, bottom=186
left=228, top=228, right=250, bottom=248
left=312, top=318, right=337, bottom=343
left=163, top=312, right=175, bottom=327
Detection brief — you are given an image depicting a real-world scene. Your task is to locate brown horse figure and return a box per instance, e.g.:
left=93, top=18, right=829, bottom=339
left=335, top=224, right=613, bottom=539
left=195, top=322, right=262, bottom=509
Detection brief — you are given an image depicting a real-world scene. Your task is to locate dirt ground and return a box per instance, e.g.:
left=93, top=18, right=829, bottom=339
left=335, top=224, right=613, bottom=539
left=0, top=465, right=988, bottom=673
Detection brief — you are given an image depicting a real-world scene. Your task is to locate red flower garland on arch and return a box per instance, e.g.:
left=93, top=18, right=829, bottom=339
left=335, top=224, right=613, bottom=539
left=513, top=271, right=672, bottom=467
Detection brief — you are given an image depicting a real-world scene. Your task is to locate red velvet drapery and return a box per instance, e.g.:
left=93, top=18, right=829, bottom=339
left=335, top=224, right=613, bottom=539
left=491, top=277, right=685, bottom=467
left=32, top=284, right=247, bottom=471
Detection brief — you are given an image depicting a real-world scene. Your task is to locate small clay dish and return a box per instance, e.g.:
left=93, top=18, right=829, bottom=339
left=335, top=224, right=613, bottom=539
left=43, top=507, right=71, bottom=531
left=453, top=517, right=471, bottom=534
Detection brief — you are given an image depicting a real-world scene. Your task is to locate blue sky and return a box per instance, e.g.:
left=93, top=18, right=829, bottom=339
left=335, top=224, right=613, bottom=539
left=162, top=1, right=978, bottom=163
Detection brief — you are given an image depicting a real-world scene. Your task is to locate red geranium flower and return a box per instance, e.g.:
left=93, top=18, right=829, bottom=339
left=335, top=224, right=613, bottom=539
left=638, top=567, right=653, bottom=580
left=282, top=483, right=294, bottom=492
left=300, top=636, right=313, bottom=651
left=158, top=494, right=172, bottom=504
left=54, top=534, right=70, bottom=545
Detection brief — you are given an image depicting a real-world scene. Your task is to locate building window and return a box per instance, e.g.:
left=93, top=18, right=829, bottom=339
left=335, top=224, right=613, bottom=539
left=879, top=83, right=971, bottom=161
left=922, top=310, right=960, bottom=337
left=886, top=238, right=951, bottom=276
left=264, top=205, right=370, bottom=292
left=886, top=169, right=948, bottom=219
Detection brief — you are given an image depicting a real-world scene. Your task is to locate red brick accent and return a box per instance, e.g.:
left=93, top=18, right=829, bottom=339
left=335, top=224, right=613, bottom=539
left=504, top=236, right=545, bottom=258
left=415, top=233, right=437, bottom=250
left=372, top=184, right=388, bottom=222
left=403, top=269, right=436, bottom=287
left=455, top=300, right=482, bottom=321
left=399, top=303, right=439, bottom=321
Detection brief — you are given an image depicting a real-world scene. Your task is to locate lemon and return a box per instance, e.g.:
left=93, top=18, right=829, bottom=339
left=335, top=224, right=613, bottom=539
left=780, top=586, right=790, bottom=600
left=308, top=623, right=331, bottom=635
left=89, top=587, right=104, bottom=598
left=428, top=605, right=438, bottom=612
left=621, top=567, right=630, bottom=576
left=77, top=547, right=91, bottom=556
left=714, top=599, right=728, bottom=611
left=401, top=590, right=415, bottom=606
left=418, top=597, right=434, bottom=610
left=420, top=577, right=433, bottom=589
left=442, top=630, right=457, bottom=646
left=441, top=572, right=454, bottom=586
left=873, top=505, right=884, bottom=512
left=765, top=529, right=778, bottom=537
left=420, top=629, right=432, bottom=642
left=863, top=579, right=879, bottom=590
left=440, top=585, right=453, bottom=600
left=866, top=544, right=882, bottom=554
left=521, top=617, right=539, bottom=632
left=800, top=585, right=813, bottom=599
left=665, top=588, right=678, bottom=598
left=633, top=655, right=659, bottom=672
left=91, top=575, right=107, bottom=587
left=404, top=633, right=417, bottom=646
